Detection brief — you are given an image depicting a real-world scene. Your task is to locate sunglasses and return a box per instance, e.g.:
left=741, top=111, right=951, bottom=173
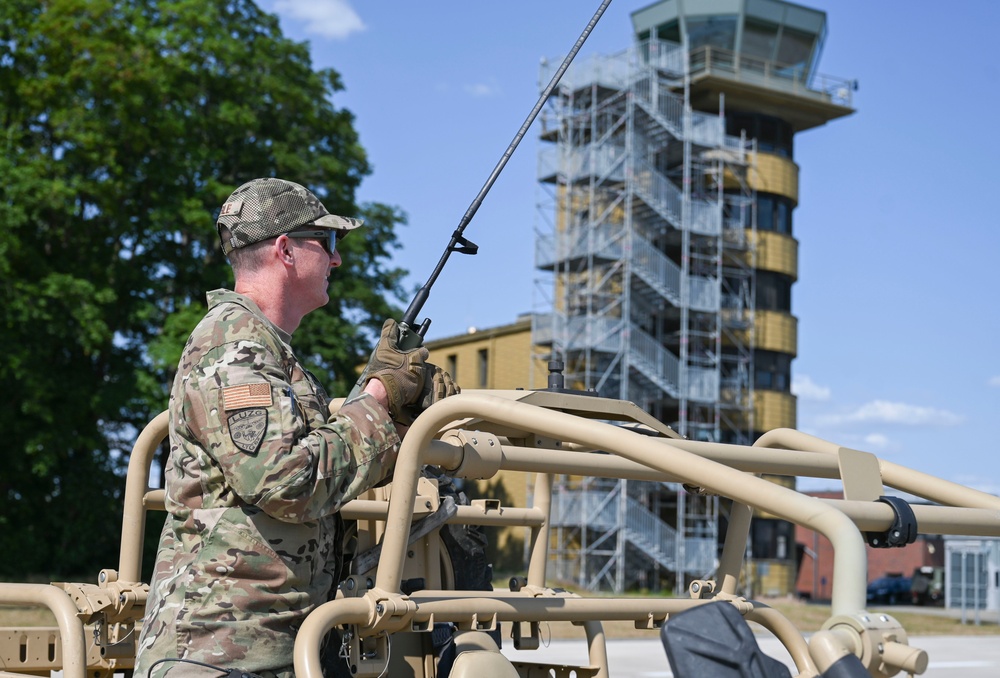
left=286, top=228, right=347, bottom=254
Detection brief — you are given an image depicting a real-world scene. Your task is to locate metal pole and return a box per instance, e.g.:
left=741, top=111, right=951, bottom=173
left=961, top=551, right=968, bottom=624
left=975, top=550, right=982, bottom=626
left=813, top=531, right=820, bottom=600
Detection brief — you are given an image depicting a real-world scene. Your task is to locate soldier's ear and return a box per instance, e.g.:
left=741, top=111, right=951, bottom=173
left=274, top=234, right=295, bottom=266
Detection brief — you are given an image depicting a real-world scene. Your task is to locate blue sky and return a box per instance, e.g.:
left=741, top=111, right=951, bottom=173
left=257, top=0, right=1000, bottom=495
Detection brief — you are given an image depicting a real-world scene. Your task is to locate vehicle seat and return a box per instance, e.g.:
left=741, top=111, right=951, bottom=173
left=447, top=630, right=519, bottom=678
left=661, top=603, right=792, bottom=678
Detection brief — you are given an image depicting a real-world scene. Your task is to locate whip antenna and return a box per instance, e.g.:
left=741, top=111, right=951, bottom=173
left=397, top=0, right=613, bottom=346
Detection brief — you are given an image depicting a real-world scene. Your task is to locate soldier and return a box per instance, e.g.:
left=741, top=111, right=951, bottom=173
left=134, top=178, right=455, bottom=677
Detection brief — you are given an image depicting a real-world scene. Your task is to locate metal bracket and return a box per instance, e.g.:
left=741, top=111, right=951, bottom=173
left=512, top=621, right=541, bottom=650
left=350, top=496, right=457, bottom=575
left=688, top=579, right=716, bottom=599
left=865, top=496, right=918, bottom=548
left=449, top=234, right=478, bottom=255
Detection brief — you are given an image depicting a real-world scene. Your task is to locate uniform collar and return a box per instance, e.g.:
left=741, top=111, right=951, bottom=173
left=206, top=288, right=293, bottom=344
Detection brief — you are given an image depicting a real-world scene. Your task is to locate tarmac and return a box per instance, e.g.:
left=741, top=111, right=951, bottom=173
left=500, top=604, right=1000, bottom=677
left=501, top=634, right=1000, bottom=677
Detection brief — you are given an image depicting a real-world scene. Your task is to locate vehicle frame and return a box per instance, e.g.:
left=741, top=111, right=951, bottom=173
left=2, top=388, right=999, bottom=677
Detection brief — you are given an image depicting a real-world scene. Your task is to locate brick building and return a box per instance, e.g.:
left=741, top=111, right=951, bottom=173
left=795, top=491, right=944, bottom=601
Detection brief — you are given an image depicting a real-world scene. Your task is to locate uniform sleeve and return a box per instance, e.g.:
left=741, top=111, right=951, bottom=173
left=181, top=338, right=401, bottom=523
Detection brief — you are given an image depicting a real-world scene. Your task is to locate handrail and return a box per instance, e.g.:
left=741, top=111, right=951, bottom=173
left=687, top=44, right=854, bottom=107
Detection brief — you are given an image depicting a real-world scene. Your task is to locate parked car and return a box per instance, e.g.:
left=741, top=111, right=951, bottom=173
left=866, top=575, right=912, bottom=605
left=911, top=566, right=945, bottom=606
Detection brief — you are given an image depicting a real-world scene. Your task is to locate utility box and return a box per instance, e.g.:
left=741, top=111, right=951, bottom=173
left=944, top=537, right=1000, bottom=619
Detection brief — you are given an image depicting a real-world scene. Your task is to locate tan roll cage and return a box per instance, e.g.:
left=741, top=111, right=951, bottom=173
left=1, top=389, right=998, bottom=677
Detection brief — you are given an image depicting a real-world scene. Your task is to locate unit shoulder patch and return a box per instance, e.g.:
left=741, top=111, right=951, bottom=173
left=227, top=408, right=268, bottom=455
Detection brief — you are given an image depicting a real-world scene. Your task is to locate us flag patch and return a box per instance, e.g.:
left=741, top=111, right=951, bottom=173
left=222, top=383, right=273, bottom=410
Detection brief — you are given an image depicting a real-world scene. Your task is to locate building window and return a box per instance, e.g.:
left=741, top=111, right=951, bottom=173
left=447, top=354, right=457, bottom=383
left=775, top=199, right=790, bottom=235
left=776, top=27, right=814, bottom=76
left=685, top=15, right=738, bottom=52
left=724, top=195, right=752, bottom=229
left=477, top=349, right=489, bottom=388
left=756, top=193, right=793, bottom=235
left=751, top=517, right=795, bottom=560
left=726, top=112, right=794, bottom=158
left=742, top=19, right=779, bottom=62
left=642, top=20, right=681, bottom=44
left=758, top=195, right=773, bottom=233
left=755, top=350, right=792, bottom=393
left=755, top=271, right=792, bottom=312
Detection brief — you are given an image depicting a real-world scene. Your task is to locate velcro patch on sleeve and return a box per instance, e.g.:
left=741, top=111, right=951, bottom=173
left=228, top=408, right=268, bottom=455
left=222, top=383, right=273, bottom=411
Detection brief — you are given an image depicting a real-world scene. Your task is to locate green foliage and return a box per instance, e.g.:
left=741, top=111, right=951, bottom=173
left=0, top=0, right=407, bottom=578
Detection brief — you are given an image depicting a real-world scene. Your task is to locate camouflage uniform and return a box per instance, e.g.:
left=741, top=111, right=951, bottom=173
left=135, top=289, right=399, bottom=678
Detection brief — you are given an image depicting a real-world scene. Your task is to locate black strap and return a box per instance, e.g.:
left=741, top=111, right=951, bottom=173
left=865, top=495, right=918, bottom=548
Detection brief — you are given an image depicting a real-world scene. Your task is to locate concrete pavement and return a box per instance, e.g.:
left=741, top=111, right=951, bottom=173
left=501, top=634, right=1000, bottom=677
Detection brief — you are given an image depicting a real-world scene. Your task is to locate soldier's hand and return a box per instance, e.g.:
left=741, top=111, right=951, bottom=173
left=364, top=319, right=428, bottom=418
left=391, top=364, right=459, bottom=427
left=419, top=364, right=460, bottom=411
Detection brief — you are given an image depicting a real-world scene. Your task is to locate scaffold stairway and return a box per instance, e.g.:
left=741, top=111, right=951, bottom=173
left=631, top=231, right=682, bottom=307
left=551, top=485, right=679, bottom=572
left=627, top=323, right=681, bottom=397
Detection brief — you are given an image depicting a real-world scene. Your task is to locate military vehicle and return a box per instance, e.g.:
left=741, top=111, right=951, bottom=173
left=3, top=380, right=1000, bottom=677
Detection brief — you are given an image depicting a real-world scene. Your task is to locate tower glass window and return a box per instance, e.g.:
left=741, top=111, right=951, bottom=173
left=685, top=15, right=738, bottom=51
left=755, top=271, right=792, bottom=312
left=724, top=194, right=752, bottom=229
left=758, top=195, right=773, bottom=234
left=743, top=19, right=779, bottom=61
left=651, top=20, right=681, bottom=44
left=776, top=27, right=814, bottom=76
left=756, top=193, right=793, bottom=235
left=754, top=350, right=792, bottom=392
left=726, top=112, right=793, bottom=158
left=776, top=200, right=790, bottom=235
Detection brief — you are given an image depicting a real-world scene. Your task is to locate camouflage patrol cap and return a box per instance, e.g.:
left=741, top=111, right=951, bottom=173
left=216, top=178, right=363, bottom=255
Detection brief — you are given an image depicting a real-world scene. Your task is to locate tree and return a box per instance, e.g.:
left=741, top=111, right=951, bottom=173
left=0, top=0, right=408, bottom=578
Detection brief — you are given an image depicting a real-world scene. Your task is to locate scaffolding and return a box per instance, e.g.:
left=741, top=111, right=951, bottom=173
left=532, top=38, right=756, bottom=593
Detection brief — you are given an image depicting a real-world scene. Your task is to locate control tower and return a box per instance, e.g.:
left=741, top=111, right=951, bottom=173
left=531, top=0, right=854, bottom=593
left=630, top=0, right=854, bottom=442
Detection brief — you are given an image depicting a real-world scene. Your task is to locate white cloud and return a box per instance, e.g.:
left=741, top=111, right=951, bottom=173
left=863, top=432, right=891, bottom=450
left=791, top=374, right=831, bottom=401
left=989, top=375, right=1000, bottom=387
left=464, top=81, right=501, bottom=98
left=273, top=0, right=365, bottom=39
left=819, top=400, right=963, bottom=427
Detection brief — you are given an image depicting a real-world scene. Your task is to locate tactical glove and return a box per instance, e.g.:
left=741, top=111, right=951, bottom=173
left=392, top=363, right=462, bottom=426
left=390, top=363, right=460, bottom=426
left=364, top=319, right=429, bottom=418
left=419, top=364, right=460, bottom=411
